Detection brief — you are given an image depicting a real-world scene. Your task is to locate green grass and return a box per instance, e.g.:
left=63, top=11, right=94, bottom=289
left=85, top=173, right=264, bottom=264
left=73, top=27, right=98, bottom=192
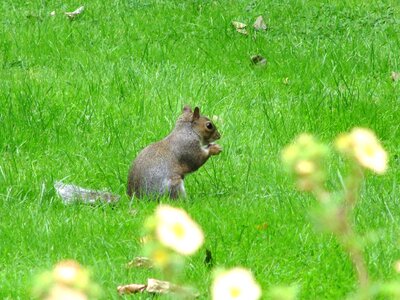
left=1, top=0, right=400, bottom=298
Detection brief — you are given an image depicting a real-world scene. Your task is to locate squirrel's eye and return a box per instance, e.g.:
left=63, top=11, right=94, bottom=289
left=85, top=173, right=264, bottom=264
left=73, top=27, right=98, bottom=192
left=206, top=122, right=213, bottom=130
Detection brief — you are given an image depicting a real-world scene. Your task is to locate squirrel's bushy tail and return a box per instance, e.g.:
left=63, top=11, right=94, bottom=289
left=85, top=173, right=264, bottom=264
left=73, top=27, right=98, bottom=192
left=54, top=181, right=120, bottom=204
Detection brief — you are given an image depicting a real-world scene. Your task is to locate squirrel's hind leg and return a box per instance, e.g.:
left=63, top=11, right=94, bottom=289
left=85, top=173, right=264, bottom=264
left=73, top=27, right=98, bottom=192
left=168, top=176, right=186, bottom=199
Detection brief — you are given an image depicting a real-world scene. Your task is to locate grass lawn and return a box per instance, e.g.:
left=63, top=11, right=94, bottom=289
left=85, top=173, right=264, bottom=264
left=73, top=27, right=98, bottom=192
left=1, top=0, right=400, bottom=298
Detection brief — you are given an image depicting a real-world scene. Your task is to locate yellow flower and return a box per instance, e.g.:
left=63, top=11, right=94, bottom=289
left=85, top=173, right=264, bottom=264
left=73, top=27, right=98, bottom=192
left=394, top=260, right=400, bottom=273
left=53, top=260, right=85, bottom=286
left=296, top=133, right=315, bottom=146
left=281, top=144, right=297, bottom=164
left=212, top=268, right=261, bottom=300
left=45, top=285, right=88, bottom=300
left=295, top=160, right=316, bottom=175
left=335, top=133, right=352, bottom=153
left=151, top=248, right=170, bottom=268
left=336, top=128, right=388, bottom=174
left=33, top=260, right=100, bottom=300
left=155, top=205, right=204, bottom=256
left=281, top=134, right=329, bottom=192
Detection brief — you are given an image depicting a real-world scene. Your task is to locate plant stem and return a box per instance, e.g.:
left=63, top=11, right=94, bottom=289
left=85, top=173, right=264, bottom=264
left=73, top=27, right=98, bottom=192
left=340, top=165, right=369, bottom=290
left=339, top=222, right=369, bottom=289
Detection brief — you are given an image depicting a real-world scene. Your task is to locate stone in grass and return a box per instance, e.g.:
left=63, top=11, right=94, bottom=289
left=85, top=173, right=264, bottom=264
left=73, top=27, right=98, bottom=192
left=65, top=6, right=85, bottom=20
left=391, top=71, right=400, bottom=82
left=253, top=16, right=267, bottom=31
left=54, top=181, right=120, bottom=204
left=251, top=54, right=267, bottom=66
left=232, top=21, right=248, bottom=35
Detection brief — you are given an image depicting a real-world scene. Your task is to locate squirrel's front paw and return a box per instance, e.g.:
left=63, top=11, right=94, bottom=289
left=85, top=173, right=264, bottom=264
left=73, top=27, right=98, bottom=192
left=208, top=143, right=222, bottom=156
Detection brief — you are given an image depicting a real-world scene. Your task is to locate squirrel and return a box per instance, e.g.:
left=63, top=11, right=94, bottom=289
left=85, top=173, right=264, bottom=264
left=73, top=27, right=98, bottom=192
left=127, top=105, right=222, bottom=199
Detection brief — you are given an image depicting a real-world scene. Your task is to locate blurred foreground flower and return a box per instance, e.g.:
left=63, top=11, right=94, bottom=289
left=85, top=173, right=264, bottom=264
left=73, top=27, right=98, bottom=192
left=267, top=285, right=299, bottom=300
left=155, top=205, right=204, bottom=256
left=281, top=134, right=329, bottom=192
left=282, top=127, right=391, bottom=295
left=212, top=268, right=261, bottom=300
left=336, top=128, right=388, bottom=174
left=45, top=285, right=87, bottom=300
left=33, top=260, right=100, bottom=300
left=394, top=260, right=400, bottom=273
left=53, top=260, right=89, bottom=287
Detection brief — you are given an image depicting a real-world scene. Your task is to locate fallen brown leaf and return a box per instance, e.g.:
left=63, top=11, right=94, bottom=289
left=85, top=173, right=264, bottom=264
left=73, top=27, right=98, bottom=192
left=232, top=21, right=248, bottom=35
left=65, top=6, right=84, bottom=19
left=117, top=279, right=199, bottom=298
left=391, top=71, right=400, bottom=82
left=253, top=16, right=267, bottom=31
left=232, top=21, right=246, bottom=29
left=147, top=279, right=200, bottom=298
left=255, top=223, right=269, bottom=231
left=146, top=278, right=173, bottom=294
left=117, top=284, right=146, bottom=295
left=126, top=257, right=154, bottom=269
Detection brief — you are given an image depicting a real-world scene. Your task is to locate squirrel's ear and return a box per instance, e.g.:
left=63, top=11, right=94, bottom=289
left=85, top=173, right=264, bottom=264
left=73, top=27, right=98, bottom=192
left=182, top=105, right=192, bottom=113
left=192, top=107, right=200, bottom=121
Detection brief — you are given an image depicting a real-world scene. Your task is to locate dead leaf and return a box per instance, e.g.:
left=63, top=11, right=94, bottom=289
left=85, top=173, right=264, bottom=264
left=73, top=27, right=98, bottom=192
left=232, top=21, right=248, bottom=35
left=253, top=16, right=267, bottom=31
left=251, top=55, right=267, bottom=66
left=147, top=279, right=200, bottom=298
left=146, top=278, right=173, bottom=294
left=126, top=257, right=154, bottom=269
left=237, top=28, right=248, bottom=35
left=232, top=21, right=246, bottom=29
left=117, top=279, right=200, bottom=298
left=255, top=223, right=269, bottom=231
left=65, top=6, right=84, bottom=19
left=50, top=11, right=56, bottom=17
left=391, top=71, right=400, bottom=82
left=283, top=77, right=289, bottom=85
left=117, top=284, right=146, bottom=295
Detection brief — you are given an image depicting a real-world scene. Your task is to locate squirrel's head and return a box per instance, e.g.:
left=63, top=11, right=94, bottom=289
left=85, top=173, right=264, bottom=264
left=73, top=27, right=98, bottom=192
left=179, top=105, right=221, bottom=145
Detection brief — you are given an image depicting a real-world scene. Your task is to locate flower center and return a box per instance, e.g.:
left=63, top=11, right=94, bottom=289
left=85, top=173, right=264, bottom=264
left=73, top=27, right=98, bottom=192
left=364, top=144, right=376, bottom=157
left=230, top=287, right=241, bottom=298
left=153, top=249, right=168, bottom=266
left=172, top=223, right=185, bottom=238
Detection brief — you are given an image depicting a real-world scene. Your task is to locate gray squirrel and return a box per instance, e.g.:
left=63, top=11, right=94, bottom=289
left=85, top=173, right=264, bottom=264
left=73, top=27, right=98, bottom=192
left=55, top=105, right=221, bottom=203
left=127, top=105, right=222, bottom=199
